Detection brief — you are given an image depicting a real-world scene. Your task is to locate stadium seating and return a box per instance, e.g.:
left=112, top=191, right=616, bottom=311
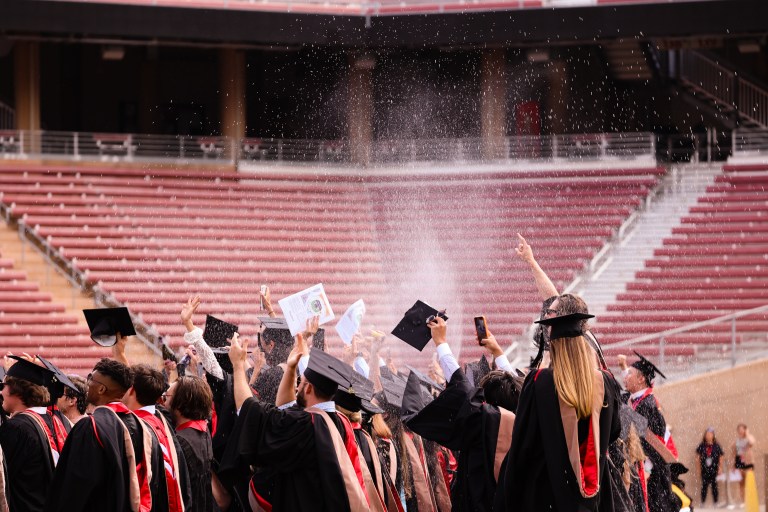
left=596, top=164, right=768, bottom=361
left=0, top=252, right=105, bottom=375
left=1, top=163, right=664, bottom=367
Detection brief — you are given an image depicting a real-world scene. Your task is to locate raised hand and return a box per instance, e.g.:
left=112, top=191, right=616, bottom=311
left=228, top=333, right=248, bottom=367
left=181, top=295, right=201, bottom=331
left=305, top=316, right=320, bottom=337
left=514, top=233, right=535, bottom=264
left=427, top=316, right=447, bottom=345
left=480, top=329, right=503, bottom=358
left=287, top=333, right=309, bottom=370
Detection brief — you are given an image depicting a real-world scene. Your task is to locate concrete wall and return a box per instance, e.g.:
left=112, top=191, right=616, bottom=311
left=654, top=358, right=768, bottom=506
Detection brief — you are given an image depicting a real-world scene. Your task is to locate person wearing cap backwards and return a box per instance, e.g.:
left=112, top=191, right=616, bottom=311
left=0, top=357, right=68, bottom=512
left=45, top=358, right=161, bottom=512
left=220, top=332, right=369, bottom=511
left=494, top=312, right=621, bottom=512
left=402, top=317, right=522, bottom=512
left=620, top=352, right=675, bottom=512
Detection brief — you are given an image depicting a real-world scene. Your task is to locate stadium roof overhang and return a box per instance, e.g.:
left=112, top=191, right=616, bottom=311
left=0, top=0, right=765, bottom=48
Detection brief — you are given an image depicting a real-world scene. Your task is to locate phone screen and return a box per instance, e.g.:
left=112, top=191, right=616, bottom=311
left=474, top=316, right=487, bottom=344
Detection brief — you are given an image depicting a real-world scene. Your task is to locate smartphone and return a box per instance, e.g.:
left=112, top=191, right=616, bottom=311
left=259, top=284, right=267, bottom=310
left=474, top=316, right=488, bottom=344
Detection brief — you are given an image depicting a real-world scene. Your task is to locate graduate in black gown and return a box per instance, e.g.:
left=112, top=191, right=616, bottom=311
left=405, top=317, right=522, bottom=512
left=220, top=334, right=369, bottom=512
left=622, top=353, right=675, bottom=512
left=495, top=313, right=622, bottom=512
left=46, top=358, right=163, bottom=512
left=168, top=375, right=218, bottom=512
left=0, top=357, right=63, bottom=512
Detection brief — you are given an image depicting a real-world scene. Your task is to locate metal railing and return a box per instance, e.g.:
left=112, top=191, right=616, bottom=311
left=732, top=128, right=768, bottom=156
left=602, top=304, right=768, bottom=376
left=0, top=129, right=656, bottom=165
left=46, top=0, right=727, bottom=16
left=679, top=51, right=768, bottom=128
left=240, top=132, right=655, bottom=164
left=0, top=130, right=236, bottom=165
left=0, top=208, right=163, bottom=357
left=0, top=102, right=14, bottom=131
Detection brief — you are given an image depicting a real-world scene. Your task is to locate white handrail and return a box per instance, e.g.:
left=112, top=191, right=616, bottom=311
left=604, top=303, right=768, bottom=350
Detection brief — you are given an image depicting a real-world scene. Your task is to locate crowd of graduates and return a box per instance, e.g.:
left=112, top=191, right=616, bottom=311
left=0, top=235, right=758, bottom=512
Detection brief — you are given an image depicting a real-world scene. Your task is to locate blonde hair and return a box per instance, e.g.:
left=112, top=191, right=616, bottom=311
left=336, top=405, right=362, bottom=425
left=371, top=413, right=392, bottom=440
left=549, top=335, right=596, bottom=419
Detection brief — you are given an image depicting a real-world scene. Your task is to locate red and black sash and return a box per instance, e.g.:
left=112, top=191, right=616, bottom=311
left=135, top=409, right=185, bottom=512
left=103, top=402, right=153, bottom=512
left=19, top=409, right=68, bottom=466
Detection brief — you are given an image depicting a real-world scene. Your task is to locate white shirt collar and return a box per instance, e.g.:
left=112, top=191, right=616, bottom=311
left=139, top=405, right=157, bottom=415
left=29, top=406, right=48, bottom=415
left=630, top=388, right=649, bottom=400
left=313, top=400, right=336, bottom=413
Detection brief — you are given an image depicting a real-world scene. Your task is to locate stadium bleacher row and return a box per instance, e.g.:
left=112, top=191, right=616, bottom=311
left=0, top=251, right=106, bottom=375
left=0, top=163, right=664, bottom=371
left=595, top=164, right=768, bottom=362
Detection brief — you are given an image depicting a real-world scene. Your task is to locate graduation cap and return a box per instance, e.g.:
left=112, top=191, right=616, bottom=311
left=3, top=356, right=55, bottom=387
left=334, top=372, right=383, bottom=415
left=401, top=371, right=430, bottom=421
left=465, top=354, right=491, bottom=388
left=37, top=356, right=80, bottom=397
left=202, top=315, right=239, bottom=375
left=377, top=374, right=407, bottom=410
left=619, top=404, right=649, bottom=441
left=203, top=315, right=239, bottom=348
left=391, top=301, right=448, bottom=352
left=304, top=347, right=353, bottom=398
left=406, top=365, right=444, bottom=393
left=258, top=317, right=292, bottom=343
left=535, top=312, right=594, bottom=340
left=631, top=350, right=666, bottom=383
left=83, top=307, right=136, bottom=347
left=670, top=462, right=689, bottom=479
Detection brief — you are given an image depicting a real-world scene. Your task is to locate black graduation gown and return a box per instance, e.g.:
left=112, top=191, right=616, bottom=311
left=207, top=373, right=238, bottom=466
left=0, top=413, right=55, bottom=512
left=176, top=428, right=217, bottom=512
left=406, top=368, right=507, bottom=512
left=153, top=406, right=193, bottom=510
left=494, top=368, right=621, bottom=512
left=45, top=407, right=134, bottom=512
left=633, top=394, right=673, bottom=512
left=120, top=410, right=167, bottom=512
left=219, top=398, right=352, bottom=512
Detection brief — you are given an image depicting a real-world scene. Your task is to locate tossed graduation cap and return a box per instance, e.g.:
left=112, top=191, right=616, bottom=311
left=37, top=356, right=80, bottom=395
left=335, top=372, right=383, bottom=415
left=83, top=307, right=136, bottom=347
left=406, top=365, right=444, bottom=392
left=391, top=300, right=448, bottom=352
left=304, top=347, right=353, bottom=398
left=631, top=350, right=666, bottom=383
left=535, top=312, right=594, bottom=340
left=203, top=315, right=239, bottom=348
left=465, top=354, right=492, bottom=388
left=4, top=356, right=55, bottom=387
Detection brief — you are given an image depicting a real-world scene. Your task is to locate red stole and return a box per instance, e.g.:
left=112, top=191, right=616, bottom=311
left=176, top=420, right=208, bottom=433
left=20, top=409, right=68, bottom=465
left=134, top=409, right=184, bottom=512
left=105, top=402, right=153, bottom=512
